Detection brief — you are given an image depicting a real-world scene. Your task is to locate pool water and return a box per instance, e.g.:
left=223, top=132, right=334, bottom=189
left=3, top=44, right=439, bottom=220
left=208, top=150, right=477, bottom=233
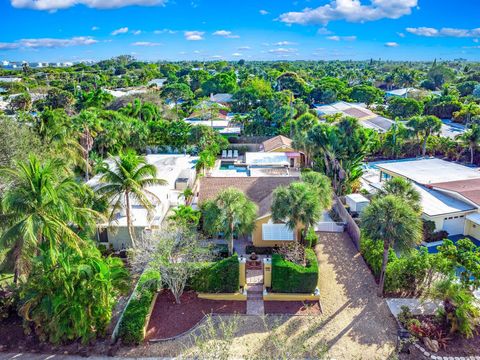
left=219, top=164, right=249, bottom=173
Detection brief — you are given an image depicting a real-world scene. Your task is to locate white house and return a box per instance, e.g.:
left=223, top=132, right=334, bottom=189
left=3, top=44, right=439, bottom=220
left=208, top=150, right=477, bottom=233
left=88, top=154, right=198, bottom=249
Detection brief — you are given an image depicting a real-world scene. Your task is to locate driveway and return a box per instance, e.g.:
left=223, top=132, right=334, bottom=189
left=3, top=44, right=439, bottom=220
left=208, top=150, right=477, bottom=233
left=314, top=232, right=398, bottom=359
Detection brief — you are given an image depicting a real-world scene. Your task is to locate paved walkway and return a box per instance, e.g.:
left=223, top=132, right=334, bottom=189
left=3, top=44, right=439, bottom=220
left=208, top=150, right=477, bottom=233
left=313, top=232, right=398, bottom=359
left=246, top=268, right=264, bottom=315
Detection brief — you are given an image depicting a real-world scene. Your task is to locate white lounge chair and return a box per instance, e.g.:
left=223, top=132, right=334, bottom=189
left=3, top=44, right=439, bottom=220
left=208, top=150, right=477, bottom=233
left=227, top=150, right=233, bottom=158
left=233, top=150, right=238, bottom=158
left=222, top=150, right=227, bottom=158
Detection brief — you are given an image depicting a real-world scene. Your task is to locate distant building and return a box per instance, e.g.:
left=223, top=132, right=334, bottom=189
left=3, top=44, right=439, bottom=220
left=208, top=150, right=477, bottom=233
left=385, top=88, right=415, bottom=98
left=315, top=101, right=394, bottom=133
left=210, top=93, right=233, bottom=105
left=148, top=78, right=167, bottom=88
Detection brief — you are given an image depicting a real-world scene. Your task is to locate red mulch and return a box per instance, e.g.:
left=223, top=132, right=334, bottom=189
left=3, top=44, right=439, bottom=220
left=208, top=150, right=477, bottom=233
left=264, top=301, right=321, bottom=315
left=145, top=290, right=246, bottom=341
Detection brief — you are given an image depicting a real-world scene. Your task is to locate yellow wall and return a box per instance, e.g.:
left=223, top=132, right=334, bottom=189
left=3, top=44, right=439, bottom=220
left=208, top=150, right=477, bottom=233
left=269, top=146, right=295, bottom=153
left=465, top=220, right=480, bottom=240
left=252, top=215, right=302, bottom=247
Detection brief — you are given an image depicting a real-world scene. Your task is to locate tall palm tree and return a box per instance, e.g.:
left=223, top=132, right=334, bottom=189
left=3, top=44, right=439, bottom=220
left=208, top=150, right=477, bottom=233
left=361, top=195, right=422, bottom=296
left=377, top=177, right=422, bottom=213
left=201, top=188, right=257, bottom=256
left=271, top=182, right=323, bottom=242
left=300, top=171, right=333, bottom=210
left=95, top=150, right=166, bottom=248
left=407, top=115, right=442, bottom=157
left=458, top=124, right=480, bottom=164
left=0, top=156, right=97, bottom=282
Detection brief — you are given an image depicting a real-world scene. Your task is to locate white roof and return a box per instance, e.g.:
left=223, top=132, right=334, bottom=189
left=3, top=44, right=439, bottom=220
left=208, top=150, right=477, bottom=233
left=184, top=119, right=230, bottom=128
left=210, top=93, right=233, bottom=103
left=88, top=154, right=198, bottom=228
left=386, top=88, right=415, bottom=96
left=413, top=184, right=474, bottom=217
left=245, top=152, right=289, bottom=166
left=377, top=158, right=480, bottom=185
left=466, top=213, right=480, bottom=225
left=262, top=223, right=294, bottom=241
left=218, top=127, right=241, bottom=135
left=147, top=78, right=167, bottom=87
left=103, top=88, right=147, bottom=98
left=346, top=193, right=370, bottom=203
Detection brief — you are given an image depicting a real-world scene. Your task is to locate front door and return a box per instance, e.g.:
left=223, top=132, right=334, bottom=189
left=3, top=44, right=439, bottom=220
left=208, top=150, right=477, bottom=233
left=290, top=158, right=295, bottom=168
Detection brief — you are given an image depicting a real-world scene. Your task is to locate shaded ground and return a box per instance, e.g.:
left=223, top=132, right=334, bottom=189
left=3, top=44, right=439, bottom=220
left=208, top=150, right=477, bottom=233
left=145, top=290, right=246, bottom=340
left=264, top=301, right=321, bottom=315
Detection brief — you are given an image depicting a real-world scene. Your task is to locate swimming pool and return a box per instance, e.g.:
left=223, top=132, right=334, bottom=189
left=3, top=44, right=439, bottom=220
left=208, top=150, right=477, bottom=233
left=219, top=162, right=249, bottom=174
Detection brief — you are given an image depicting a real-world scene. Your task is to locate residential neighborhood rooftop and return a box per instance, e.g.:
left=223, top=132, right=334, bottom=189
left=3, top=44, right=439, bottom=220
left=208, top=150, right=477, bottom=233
left=260, top=135, right=293, bottom=152
left=430, top=178, right=480, bottom=207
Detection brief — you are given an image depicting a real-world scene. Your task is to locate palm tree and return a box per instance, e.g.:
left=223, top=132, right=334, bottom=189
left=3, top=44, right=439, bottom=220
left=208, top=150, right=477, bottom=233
left=0, top=156, right=97, bottom=282
left=407, top=115, right=442, bottom=157
left=271, top=182, right=322, bottom=242
left=201, top=188, right=257, bottom=256
left=96, top=150, right=166, bottom=248
left=377, top=177, right=421, bottom=213
left=168, top=205, right=201, bottom=227
left=195, top=150, right=216, bottom=176
left=300, top=171, right=333, bottom=210
left=361, top=195, right=422, bottom=296
left=458, top=124, right=480, bottom=164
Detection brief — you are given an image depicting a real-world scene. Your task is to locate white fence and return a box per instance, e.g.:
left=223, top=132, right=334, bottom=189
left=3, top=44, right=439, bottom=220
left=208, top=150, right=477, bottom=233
left=315, top=221, right=345, bottom=233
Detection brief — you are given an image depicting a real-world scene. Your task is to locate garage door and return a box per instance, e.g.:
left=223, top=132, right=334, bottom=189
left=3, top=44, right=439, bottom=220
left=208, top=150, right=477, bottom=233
left=443, top=216, right=465, bottom=235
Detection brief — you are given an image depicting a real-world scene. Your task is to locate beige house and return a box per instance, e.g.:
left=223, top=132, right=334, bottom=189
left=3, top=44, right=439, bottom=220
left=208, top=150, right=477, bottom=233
left=259, top=135, right=304, bottom=168
left=198, top=176, right=302, bottom=247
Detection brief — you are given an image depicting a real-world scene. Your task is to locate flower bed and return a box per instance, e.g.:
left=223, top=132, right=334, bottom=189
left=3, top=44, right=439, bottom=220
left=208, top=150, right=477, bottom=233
left=145, top=290, right=246, bottom=341
left=264, top=301, right=321, bottom=315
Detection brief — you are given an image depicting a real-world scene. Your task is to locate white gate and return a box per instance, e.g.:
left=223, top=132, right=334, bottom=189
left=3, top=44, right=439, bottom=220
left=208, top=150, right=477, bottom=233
left=315, top=221, right=345, bottom=233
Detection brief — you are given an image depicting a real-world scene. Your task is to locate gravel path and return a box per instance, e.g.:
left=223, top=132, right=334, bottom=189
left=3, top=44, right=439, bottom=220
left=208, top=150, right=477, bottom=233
left=314, top=232, right=398, bottom=359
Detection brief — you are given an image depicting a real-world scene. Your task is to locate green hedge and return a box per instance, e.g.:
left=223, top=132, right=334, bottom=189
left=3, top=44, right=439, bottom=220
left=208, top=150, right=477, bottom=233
left=271, top=248, right=318, bottom=293
left=118, top=269, right=160, bottom=345
left=190, top=255, right=239, bottom=293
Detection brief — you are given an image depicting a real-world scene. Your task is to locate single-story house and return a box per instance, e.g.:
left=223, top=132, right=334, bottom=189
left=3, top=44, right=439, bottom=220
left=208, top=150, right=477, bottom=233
left=197, top=177, right=301, bottom=247
left=259, top=135, right=304, bottom=168
left=88, top=154, right=198, bottom=249
left=385, top=88, right=416, bottom=98
left=315, top=101, right=394, bottom=133
left=147, top=78, right=167, bottom=88
left=210, top=93, right=233, bottom=105
left=373, top=158, right=480, bottom=239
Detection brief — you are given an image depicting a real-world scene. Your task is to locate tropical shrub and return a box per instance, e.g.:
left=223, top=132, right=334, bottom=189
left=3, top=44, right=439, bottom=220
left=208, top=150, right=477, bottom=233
left=118, top=268, right=161, bottom=345
left=19, top=244, right=129, bottom=344
left=271, top=248, right=318, bottom=293
left=305, top=228, right=318, bottom=248
left=190, top=255, right=239, bottom=293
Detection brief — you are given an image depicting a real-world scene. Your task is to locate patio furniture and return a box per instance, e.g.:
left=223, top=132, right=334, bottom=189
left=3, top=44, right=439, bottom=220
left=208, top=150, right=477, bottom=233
left=227, top=150, right=233, bottom=158
left=233, top=150, right=238, bottom=158
left=222, top=150, right=227, bottom=158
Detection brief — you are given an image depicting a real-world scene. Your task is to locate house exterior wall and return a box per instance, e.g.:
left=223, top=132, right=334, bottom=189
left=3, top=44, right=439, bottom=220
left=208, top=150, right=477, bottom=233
left=267, top=146, right=302, bottom=167
left=465, top=220, right=480, bottom=240
left=252, top=215, right=302, bottom=247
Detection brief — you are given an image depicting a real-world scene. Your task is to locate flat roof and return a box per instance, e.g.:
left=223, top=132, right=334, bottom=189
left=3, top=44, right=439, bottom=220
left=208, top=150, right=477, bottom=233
left=245, top=152, right=289, bottom=166
left=377, top=158, right=480, bottom=185
left=413, top=184, right=475, bottom=217
left=346, top=193, right=369, bottom=203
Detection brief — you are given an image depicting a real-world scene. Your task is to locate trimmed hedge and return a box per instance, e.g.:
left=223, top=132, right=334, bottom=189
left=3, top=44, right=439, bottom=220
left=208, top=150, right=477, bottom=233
left=118, top=269, right=160, bottom=345
left=190, top=255, right=239, bottom=293
left=271, top=248, right=318, bottom=293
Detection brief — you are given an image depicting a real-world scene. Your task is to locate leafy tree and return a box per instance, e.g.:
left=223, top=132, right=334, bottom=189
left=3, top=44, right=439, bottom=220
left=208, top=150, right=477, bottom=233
left=377, top=177, right=421, bottom=213
left=387, top=97, right=423, bottom=119
left=271, top=182, right=323, bottom=241
left=453, top=102, right=480, bottom=124
left=19, top=243, right=129, bottom=344
left=458, top=123, right=480, bottom=164
left=8, top=92, right=32, bottom=112
left=201, top=188, right=257, bottom=256
left=201, top=72, right=237, bottom=95
left=361, top=195, right=422, bottom=296
left=276, top=72, right=308, bottom=97
left=96, top=150, right=166, bottom=247
left=1, top=156, right=98, bottom=282
left=427, top=64, right=455, bottom=89
left=407, top=115, right=442, bottom=156
left=168, top=205, right=201, bottom=227
left=196, top=149, right=216, bottom=175
left=161, top=83, right=194, bottom=118
left=349, top=85, right=383, bottom=107
left=456, top=81, right=479, bottom=97
left=44, top=87, right=75, bottom=110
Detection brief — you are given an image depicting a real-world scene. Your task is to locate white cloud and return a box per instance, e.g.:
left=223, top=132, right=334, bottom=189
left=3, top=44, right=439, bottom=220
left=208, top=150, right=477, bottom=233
left=213, top=30, right=240, bottom=39
left=259, top=9, right=269, bottom=15
left=184, top=31, right=204, bottom=41
left=132, top=30, right=142, bottom=35
left=154, top=28, right=177, bottom=34
left=232, top=52, right=242, bottom=57
left=11, top=0, right=167, bottom=11
left=274, top=41, right=297, bottom=46
left=210, top=55, right=223, bottom=59
left=279, top=0, right=417, bottom=25
left=327, top=35, right=356, bottom=41
left=91, top=26, right=99, bottom=31
left=238, top=46, right=252, bottom=50
left=384, top=42, right=399, bottom=47
left=268, top=47, right=296, bottom=54
left=111, top=27, right=129, bottom=36
left=131, top=41, right=162, bottom=46
left=406, top=27, right=480, bottom=38
left=317, top=27, right=332, bottom=35
left=397, top=32, right=405, bottom=38
left=0, top=36, right=97, bottom=50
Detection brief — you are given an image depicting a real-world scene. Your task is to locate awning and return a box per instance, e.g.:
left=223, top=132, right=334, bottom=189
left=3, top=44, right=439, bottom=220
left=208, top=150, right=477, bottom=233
left=285, top=152, right=301, bottom=157
left=466, top=213, right=480, bottom=226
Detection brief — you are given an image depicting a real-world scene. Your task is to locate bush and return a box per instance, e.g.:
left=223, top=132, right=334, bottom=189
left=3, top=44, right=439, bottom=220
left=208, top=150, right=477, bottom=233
left=245, top=245, right=275, bottom=255
left=305, top=228, right=318, bottom=248
left=212, top=244, right=229, bottom=259
left=271, top=248, right=318, bottom=293
left=190, top=255, right=239, bottom=293
left=118, top=269, right=161, bottom=345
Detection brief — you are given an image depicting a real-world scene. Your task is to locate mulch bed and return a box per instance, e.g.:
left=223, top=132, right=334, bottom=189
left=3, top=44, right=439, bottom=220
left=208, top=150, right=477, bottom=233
left=264, top=301, right=321, bottom=315
left=145, top=290, right=246, bottom=341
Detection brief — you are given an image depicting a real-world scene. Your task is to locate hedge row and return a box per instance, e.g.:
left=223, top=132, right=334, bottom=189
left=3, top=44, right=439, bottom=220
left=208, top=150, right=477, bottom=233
left=271, top=248, right=318, bottom=293
left=118, top=268, right=161, bottom=345
left=190, top=255, right=239, bottom=293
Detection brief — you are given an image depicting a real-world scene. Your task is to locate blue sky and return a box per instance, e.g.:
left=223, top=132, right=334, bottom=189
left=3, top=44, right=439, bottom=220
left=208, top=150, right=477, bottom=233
left=1, top=0, right=480, bottom=62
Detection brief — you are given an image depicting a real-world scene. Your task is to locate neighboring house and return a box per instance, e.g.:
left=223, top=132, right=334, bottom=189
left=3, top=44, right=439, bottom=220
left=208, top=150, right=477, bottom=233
left=259, top=135, right=304, bottom=168
left=183, top=117, right=241, bottom=136
left=369, top=158, right=480, bottom=239
left=147, top=78, right=167, bottom=88
left=88, top=154, right=198, bottom=249
left=385, top=88, right=415, bottom=98
left=0, top=77, right=21, bottom=83
left=210, top=93, right=233, bottom=105
left=198, top=177, right=301, bottom=247
left=315, top=101, right=394, bottom=133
